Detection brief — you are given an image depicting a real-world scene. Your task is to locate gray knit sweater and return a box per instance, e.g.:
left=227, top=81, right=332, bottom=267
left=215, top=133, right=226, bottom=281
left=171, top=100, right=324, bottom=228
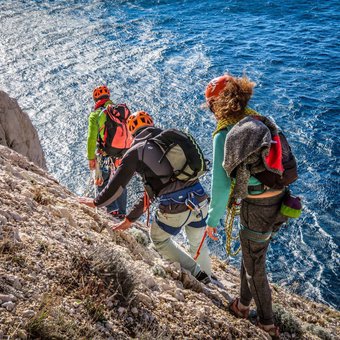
left=223, top=116, right=283, bottom=199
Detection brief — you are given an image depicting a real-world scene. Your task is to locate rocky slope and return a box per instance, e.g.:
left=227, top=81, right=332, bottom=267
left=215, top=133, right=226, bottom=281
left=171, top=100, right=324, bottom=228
left=0, top=145, right=339, bottom=340
left=0, top=91, right=46, bottom=169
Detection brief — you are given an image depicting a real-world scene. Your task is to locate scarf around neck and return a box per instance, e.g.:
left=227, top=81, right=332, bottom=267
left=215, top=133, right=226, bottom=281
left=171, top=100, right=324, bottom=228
left=213, top=107, right=260, bottom=137
left=94, top=98, right=112, bottom=110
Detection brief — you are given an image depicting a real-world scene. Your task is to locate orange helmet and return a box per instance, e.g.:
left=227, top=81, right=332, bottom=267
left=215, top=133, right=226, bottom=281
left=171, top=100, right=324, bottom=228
left=205, top=75, right=232, bottom=103
left=127, top=111, right=154, bottom=136
left=93, top=85, right=110, bottom=101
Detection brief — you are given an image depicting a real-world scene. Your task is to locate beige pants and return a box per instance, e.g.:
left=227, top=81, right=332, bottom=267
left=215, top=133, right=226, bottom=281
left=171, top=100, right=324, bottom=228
left=150, top=200, right=211, bottom=277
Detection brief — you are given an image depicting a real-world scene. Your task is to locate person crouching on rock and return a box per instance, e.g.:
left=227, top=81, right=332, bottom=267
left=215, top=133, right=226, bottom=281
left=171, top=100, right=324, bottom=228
left=79, top=111, right=212, bottom=284
left=204, top=74, right=287, bottom=339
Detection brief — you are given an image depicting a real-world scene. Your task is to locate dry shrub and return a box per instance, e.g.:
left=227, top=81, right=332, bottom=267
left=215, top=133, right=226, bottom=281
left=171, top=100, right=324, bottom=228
left=84, top=297, right=107, bottom=323
left=305, top=324, right=334, bottom=340
left=273, top=303, right=303, bottom=336
left=70, top=246, right=136, bottom=305
left=33, top=188, right=51, bottom=205
left=25, top=293, right=93, bottom=339
left=131, top=316, right=171, bottom=340
left=0, top=239, right=18, bottom=254
left=91, top=245, right=136, bottom=305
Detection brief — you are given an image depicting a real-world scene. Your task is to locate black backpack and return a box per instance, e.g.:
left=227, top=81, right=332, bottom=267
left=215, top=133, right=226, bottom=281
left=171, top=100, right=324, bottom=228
left=149, top=129, right=208, bottom=182
left=254, top=131, right=298, bottom=189
left=97, top=104, right=132, bottom=158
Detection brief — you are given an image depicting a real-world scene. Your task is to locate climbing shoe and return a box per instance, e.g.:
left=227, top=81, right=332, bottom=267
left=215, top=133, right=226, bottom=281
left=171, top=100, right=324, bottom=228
left=109, top=211, right=126, bottom=220
left=195, top=271, right=211, bottom=285
left=257, top=322, right=280, bottom=340
left=229, top=297, right=250, bottom=319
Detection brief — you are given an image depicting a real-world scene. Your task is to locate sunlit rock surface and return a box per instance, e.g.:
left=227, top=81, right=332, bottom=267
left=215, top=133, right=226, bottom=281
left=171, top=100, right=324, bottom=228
left=0, top=145, right=339, bottom=339
left=0, top=91, right=46, bottom=169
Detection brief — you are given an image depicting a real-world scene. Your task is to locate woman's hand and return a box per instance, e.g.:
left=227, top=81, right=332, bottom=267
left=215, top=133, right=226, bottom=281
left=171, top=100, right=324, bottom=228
left=78, top=197, right=96, bottom=208
left=112, top=218, right=132, bottom=232
left=88, top=159, right=96, bottom=170
left=206, top=226, right=218, bottom=241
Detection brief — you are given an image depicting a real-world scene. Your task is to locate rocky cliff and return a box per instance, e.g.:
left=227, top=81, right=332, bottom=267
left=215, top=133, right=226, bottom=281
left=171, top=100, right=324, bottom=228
left=0, top=145, right=339, bottom=339
left=0, top=91, right=46, bottom=169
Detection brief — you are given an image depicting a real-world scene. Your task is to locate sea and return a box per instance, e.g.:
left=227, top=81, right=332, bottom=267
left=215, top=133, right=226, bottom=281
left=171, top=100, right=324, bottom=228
left=0, top=0, right=339, bottom=310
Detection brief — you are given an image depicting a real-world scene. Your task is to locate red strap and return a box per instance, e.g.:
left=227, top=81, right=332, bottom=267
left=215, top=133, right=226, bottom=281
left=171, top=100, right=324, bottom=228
left=265, top=135, right=284, bottom=173
left=143, top=191, right=151, bottom=228
left=114, top=158, right=122, bottom=168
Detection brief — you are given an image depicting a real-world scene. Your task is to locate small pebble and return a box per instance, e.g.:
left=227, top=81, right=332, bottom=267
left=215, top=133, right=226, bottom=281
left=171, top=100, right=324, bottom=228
left=118, top=307, right=125, bottom=315
left=0, top=294, right=16, bottom=303
left=22, top=310, right=35, bottom=318
left=2, top=301, right=15, bottom=311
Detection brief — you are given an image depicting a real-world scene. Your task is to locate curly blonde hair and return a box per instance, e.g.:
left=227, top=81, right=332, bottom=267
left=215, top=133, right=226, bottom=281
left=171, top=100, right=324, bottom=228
left=212, top=75, right=256, bottom=120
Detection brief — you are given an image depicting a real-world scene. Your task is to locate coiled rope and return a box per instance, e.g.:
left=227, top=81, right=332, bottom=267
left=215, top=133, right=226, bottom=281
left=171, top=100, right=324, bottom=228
left=225, top=182, right=242, bottom=256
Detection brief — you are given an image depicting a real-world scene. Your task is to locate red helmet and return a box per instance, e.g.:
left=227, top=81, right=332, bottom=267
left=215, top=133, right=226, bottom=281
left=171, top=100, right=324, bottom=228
left=205, top=75, right=232, bottom=103
left=127, top=111, right=154, bottom=136
left=93, top=85, right=110, bottom=101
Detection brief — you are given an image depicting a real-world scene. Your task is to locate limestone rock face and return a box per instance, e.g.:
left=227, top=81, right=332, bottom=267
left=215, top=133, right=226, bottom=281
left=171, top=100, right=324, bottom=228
left=0, top=91, right=46, bottom=169
left=0, top=146, right=339, bottom=339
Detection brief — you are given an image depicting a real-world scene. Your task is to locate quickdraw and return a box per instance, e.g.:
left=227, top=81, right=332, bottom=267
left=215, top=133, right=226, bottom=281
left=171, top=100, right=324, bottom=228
left=225, top=182, right=242, bottom=257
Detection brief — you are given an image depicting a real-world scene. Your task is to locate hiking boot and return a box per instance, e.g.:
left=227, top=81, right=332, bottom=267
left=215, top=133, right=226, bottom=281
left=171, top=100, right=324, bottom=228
left=211, top=273, right=218, bottom=281
left=229, top=297, right=250, bottom=319
left=195, top=271, right=211, bottom=285
left=257, top=322, right=280, bottom=340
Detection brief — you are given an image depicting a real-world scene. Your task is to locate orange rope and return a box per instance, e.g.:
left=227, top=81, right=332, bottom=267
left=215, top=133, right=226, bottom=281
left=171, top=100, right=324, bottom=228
left=143, top=191, right=151, bottom=228
left=194, top=230, right=207, bottom=260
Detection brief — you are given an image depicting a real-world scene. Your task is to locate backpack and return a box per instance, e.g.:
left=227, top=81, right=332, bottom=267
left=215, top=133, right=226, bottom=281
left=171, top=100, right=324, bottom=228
left=149, top=129, right=208, bottom=182
left=254, top=130, right=298, bottom=189
left=97, top=104, right=132, bottom=158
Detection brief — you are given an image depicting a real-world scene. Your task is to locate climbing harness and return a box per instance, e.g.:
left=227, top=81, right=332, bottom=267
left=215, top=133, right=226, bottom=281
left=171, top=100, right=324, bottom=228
left=156, top=183, right=208, bottom=235
left=225, top=182, right=242, bottom=257
left=159, top=183, right=206, bottom=207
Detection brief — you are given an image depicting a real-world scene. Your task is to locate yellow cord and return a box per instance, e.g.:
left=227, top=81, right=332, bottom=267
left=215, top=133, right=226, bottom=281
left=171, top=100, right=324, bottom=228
left=225, top=182, right=242, bottom=257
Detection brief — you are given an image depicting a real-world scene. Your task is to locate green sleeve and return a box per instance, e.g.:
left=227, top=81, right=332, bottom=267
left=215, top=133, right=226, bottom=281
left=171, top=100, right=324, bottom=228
left=206, top=130, right=232, bottom=228
left=87, top=110, right=99, bottom=160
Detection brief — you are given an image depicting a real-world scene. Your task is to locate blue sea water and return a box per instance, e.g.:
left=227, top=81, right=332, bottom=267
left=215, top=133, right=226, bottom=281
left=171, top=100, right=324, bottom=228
left=0, top=0, right=339, bottom=309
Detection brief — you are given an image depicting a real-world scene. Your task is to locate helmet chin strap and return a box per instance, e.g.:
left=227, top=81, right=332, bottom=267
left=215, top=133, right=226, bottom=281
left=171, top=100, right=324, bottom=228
left=133, top=126, right=149, bottom=137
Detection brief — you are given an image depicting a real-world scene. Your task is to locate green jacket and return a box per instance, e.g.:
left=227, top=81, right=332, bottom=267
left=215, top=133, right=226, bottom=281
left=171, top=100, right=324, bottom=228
left=87, top=100, right=113, bottom=160
left=206, top=128, right=262, bottom=228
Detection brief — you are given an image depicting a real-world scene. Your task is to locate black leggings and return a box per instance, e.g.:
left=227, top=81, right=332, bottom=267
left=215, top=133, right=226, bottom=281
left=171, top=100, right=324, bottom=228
left=239, top=192, right=287, bottom=325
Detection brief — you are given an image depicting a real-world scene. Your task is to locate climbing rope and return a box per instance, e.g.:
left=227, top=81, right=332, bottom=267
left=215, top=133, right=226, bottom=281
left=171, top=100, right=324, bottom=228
left=225, top=182, right=242, bottom=257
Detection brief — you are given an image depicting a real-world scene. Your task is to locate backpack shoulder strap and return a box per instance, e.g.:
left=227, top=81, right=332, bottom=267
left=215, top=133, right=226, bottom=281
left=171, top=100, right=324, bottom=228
left=108, top=103, right=131, bottom=121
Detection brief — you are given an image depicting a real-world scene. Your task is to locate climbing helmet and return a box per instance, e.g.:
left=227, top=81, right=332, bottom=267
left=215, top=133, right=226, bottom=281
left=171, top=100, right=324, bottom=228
left=205, top=75, right=232, bottom=104
left=93, top=85, right=110, bottom=101
left=127, top=111, right=154, bottom=136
